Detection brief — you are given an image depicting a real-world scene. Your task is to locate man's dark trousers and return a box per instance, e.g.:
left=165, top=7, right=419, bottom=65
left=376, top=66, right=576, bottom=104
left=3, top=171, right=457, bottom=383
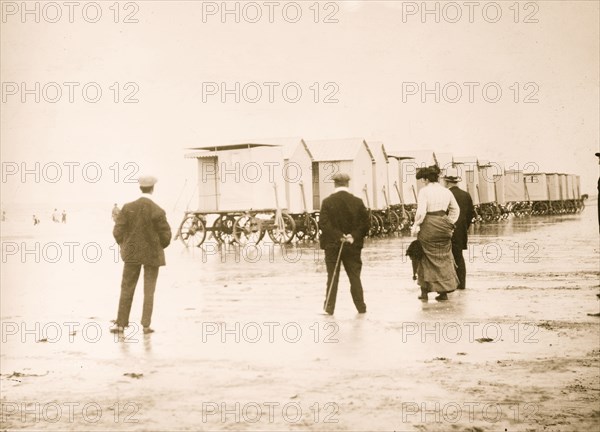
left=448, top=185, right=474, bottom=290
left=452, top=244, right=467, bottom=290
left=116, top=263, right=159, bottom=328
left=113, top=196, right=171, bottom=329
left=324, top=245, right=366, bottom=313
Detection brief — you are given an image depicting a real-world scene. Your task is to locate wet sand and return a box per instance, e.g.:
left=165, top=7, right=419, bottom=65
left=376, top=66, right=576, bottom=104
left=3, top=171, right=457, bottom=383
left=1, top=206, right=599, bottom=431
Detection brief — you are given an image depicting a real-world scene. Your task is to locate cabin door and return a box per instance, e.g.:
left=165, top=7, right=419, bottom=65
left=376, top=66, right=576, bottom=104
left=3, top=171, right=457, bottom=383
left=312, top=162, right=320, bottom=210
left=198, top=157, right=219, bottom=212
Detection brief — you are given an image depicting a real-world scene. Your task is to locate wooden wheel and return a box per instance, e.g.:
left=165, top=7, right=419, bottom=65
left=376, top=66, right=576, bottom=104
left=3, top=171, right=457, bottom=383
left=267, top=212, right=296, bottom=244
left=391, top=210, right=401, bottom=232
left=177, top=214, right=206, bottom=247
left=396, top=208, right=410, bottom=231
left=233, top=215, right=264, bottom=245
left=532, top=202, right=549, bottom=215
left=368, top=213, right=380, bottom=237
left=294, top=215, right=319, bottom=242
left=213, top=214, right=237, bottom=244
left=472, top=206, right=481, bottom=224
left=513, top=202, right=528, bottom=217
left=480, top=205, right=495, bottom=222
left=551, top=201, right=564, bottom=214
left=380, top=210, right=400, bottom=234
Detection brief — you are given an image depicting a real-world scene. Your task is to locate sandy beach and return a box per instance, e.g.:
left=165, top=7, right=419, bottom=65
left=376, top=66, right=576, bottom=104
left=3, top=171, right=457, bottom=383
left=2, top=1, right=599, bottom=430
left=1, top=203, right=599, bottom=432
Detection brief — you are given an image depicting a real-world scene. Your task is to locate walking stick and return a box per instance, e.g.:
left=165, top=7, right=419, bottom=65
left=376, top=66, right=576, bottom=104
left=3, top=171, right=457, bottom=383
left=324, top=238, right=346, bottom=313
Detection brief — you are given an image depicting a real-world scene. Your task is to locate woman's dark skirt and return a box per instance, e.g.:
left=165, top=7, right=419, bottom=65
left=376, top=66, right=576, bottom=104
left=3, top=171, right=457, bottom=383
left=416, top=214, right=458, bottom=294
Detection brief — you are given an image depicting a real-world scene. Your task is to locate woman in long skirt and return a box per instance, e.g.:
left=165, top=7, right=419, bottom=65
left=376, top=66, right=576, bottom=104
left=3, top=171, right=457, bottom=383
left=411, top=165, right=460, bottom=301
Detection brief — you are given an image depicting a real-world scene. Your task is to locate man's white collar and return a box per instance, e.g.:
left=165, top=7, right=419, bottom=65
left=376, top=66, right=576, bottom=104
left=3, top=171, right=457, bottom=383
left=140, top=193, right=155, bottom=202
left=334, top=186, right=350, bottom=193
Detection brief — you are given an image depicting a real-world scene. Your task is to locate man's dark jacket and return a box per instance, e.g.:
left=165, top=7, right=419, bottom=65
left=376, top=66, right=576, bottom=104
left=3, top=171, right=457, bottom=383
left=449, top=186, right=474, bottom=250
left=113, top=197, right=172, bottom=266
left=319, top=190, right=369, bottom=249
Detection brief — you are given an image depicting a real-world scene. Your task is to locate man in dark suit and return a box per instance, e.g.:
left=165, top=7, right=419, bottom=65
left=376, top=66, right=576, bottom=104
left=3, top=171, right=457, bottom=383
left=444, top=168, right=474, bottom=290
left=320, top=173, right=369, bottom=314
left=112, top=176, right=172, bottom=334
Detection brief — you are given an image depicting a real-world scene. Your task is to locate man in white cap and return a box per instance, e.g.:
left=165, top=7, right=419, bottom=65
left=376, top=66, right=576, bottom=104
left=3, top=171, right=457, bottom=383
left=443, top=167, right=474, bottom=290
left=319, top=172, right=369, bottom=314
left=111, top=175, right=172, bottom=334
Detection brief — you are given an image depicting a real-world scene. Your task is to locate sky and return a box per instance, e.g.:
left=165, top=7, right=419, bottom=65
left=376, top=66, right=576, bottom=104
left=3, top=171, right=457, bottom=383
left=1, top=0, right=599, bottom=210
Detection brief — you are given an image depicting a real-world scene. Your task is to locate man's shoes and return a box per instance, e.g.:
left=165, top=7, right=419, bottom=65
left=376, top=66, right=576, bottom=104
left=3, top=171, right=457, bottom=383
left=143, top=327, right=155, bottom=334
left=110, top=326, right=125, bottom=334
left=435, top=293, right=449, bottom=301
left=457, top=286, right=465, bottom=290
left=357, top=309, right=366, bottom=314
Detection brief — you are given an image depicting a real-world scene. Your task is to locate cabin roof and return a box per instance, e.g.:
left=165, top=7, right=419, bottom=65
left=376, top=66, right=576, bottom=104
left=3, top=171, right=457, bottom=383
left=236, top=137, right=313, bottom=160
left=387, top=154, right=416, bottom=160
left=185, top=138, right=314, bottom=160
left=453, top=156, right=478, bottom=164
left=433, top=152, right=453, bottom=167
left=392, top=149, right=435, bottom=165
left=384, top=145, right=419, bottom=160
left=367, top=141, right=388, bottom=162
left=184, top=150, right=219, bottom=159
left=187, top=143, right=280, bottom=152
left=305, top=138, right=374, bottom=162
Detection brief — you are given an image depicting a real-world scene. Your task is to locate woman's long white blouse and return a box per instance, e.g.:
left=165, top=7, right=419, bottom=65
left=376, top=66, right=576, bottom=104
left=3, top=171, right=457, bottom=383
left=413, top=182, right=460, bottom=228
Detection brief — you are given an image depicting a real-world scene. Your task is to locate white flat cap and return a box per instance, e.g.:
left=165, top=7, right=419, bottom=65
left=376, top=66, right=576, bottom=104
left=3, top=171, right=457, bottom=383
left=138, top=176, right=158, bottom=187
